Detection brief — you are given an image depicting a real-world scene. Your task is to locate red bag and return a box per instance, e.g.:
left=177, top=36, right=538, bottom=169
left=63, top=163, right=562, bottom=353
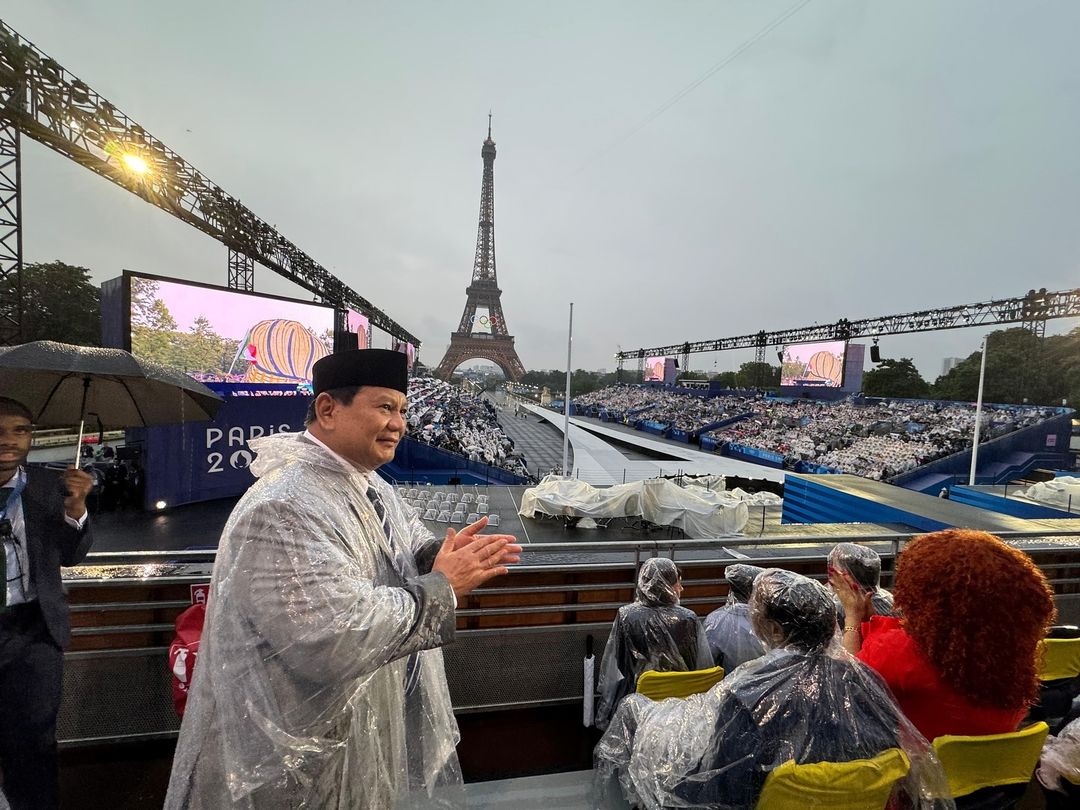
left=169, top=601, right=207, bottom=717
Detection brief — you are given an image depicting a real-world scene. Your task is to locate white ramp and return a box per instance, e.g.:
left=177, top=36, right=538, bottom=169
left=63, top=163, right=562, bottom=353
left=527, top=405, right=785, bottom=484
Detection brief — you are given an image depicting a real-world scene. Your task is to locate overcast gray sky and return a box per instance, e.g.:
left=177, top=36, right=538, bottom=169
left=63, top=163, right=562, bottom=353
left=6, top=1, right=1079, bottom=380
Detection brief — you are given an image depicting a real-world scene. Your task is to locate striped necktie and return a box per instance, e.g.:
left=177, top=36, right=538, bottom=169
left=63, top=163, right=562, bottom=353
left=367, top=485, right=421, bottom=695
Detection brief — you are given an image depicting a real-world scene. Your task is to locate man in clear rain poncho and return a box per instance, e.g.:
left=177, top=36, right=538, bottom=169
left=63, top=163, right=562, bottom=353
left=827, top=542, right=898, bottom=618
left=594, top=558, right=713, bottom=730
left=165, top=349, right=521, bottom=809
left=702, top=564, right=766, bottom=672
left=594, top=569, right=954, bottom=809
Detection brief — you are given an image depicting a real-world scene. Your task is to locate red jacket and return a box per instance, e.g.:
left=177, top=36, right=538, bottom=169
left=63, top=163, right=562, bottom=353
left=858, top=615, right=1026, bottom=743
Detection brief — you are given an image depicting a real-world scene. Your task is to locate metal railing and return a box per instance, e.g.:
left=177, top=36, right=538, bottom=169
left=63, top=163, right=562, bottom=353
left=68, top=528, right=1080, bottom=629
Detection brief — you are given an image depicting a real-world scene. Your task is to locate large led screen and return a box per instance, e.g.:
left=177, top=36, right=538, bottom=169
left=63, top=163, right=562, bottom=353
left=780, top=340, right=847, bottom=388
left=127, top=273, right=335, bottom=385
left=346, top=308, right=371, bottom=350
left=644, top=356, right=669, bottom=382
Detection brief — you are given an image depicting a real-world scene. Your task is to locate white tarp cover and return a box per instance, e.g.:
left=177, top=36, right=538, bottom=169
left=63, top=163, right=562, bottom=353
left=519, top=476, right=748, bottom=536
left=1019, top=476, right=1080, bottom=510
left=726, top=487, right=783, bottom=506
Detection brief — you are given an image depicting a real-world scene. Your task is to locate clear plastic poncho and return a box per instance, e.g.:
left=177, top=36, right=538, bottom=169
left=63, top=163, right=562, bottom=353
left=703, top=564, right=767, bottom=672
left=828, top=542, right=898, bottom=617
left=594, top=569, right=954, bottom=809
left=165, top=432, right=463, bottom=809
left=595, top=558, right=713, bottom=729
left=1039, top=716, right=1080, bottom=794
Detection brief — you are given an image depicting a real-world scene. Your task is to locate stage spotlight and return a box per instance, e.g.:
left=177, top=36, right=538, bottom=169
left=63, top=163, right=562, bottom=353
left=121, top=152, right=151, bottom=175
left=155, top=500, right=167, bottom=510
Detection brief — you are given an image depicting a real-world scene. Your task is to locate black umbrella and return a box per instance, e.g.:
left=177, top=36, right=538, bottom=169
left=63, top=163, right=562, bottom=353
left=0, top=341, right=223, bottom=466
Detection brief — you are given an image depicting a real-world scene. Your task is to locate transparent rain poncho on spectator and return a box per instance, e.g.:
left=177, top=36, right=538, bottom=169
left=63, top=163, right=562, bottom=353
left=703, top=564, right=767, bottom=672
left=594, top=569, right=954, bottom=809
left=165, top=432, right=462, bottom=809
left=1039, top=716, right=1080, bottom=794
left=595, top=558, right=713, bottom=729
left=828, top=542, right=898, bottom=617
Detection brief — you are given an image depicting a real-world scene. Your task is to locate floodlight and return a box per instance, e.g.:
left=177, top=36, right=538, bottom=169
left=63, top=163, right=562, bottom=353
left=121, top=153, right=151, bottom=175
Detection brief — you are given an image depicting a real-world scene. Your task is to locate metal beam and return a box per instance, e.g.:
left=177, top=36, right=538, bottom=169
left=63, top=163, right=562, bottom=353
left=0, top=21, right=419, bottom=346
left=616, top=288, right=1079, bottom=361
left=0, top=114, right=20, bottom=344
left=226, top=248, right=254, bottom=292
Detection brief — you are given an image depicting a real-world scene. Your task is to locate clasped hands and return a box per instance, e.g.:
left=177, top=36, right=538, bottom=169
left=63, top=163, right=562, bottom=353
left=432, top=516, right=522, bottom=598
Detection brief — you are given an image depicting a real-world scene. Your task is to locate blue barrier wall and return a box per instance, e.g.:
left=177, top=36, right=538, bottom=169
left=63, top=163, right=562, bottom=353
left=948, top=486, right=1073, bottom=519
left=132, top=395, right=526, bottom=508
left=781, top=475, right=952, bottom=530
left=723, top=443, right=785, bottom=469
left=131, top=396, right=308, bottom=509
left=380, top=439, right=528, bottom=485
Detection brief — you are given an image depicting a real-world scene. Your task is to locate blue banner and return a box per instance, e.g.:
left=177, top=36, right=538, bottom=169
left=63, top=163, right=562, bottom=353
left=131, top=396, right=310, bottom=509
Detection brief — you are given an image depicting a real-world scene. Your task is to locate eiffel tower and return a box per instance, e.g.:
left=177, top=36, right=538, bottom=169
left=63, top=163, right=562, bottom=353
left=435, top=118, right=525, bottom=382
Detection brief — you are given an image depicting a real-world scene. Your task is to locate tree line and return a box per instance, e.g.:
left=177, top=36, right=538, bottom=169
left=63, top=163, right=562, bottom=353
left=8, top=262, right=1076, bottom=407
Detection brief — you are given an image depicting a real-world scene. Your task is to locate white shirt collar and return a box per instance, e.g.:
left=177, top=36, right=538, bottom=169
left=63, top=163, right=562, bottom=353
left=302, top=430, right=372, bottom=481
left=1, top=467, right=25, bottom=489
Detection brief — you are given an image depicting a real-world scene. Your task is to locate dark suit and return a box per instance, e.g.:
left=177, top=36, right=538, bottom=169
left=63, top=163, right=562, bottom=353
left=0, top=467, right=94, bottom=810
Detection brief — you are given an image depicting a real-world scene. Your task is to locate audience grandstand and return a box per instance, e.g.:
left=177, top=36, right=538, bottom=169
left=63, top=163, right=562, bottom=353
left=407, top=377, right=531, bottom=479
left=573, top=385, right=1062, bottom=481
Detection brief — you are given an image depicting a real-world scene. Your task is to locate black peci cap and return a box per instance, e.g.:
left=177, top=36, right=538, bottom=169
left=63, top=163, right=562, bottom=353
left=312, top=349, right=408, bottom=395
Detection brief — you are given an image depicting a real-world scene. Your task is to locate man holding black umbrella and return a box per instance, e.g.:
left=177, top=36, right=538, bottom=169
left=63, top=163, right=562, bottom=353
left=0, top=397, right=94, bottom=810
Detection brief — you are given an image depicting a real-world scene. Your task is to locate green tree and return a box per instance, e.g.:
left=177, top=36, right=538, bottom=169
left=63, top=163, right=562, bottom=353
left=931, top=328, right=1056, bottom=404
left=130, top=276, right=180, bottom=365
left=174, top=315, right=227, bottom=373
left=2, top=261, right=100, bottom=345
left=862, top=358, right=930, bottom=399
left=735, top=362, right=781, bottom=389
left=712, top=371, right=738, bottom=388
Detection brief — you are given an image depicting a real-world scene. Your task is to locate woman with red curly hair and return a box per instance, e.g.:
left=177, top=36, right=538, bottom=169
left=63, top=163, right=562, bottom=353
left=836, top=529, right=1055, bottom=742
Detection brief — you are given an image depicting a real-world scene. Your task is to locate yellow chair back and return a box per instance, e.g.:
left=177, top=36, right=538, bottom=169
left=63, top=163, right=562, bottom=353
left=1038, top=637, right=1080, bottom=682
left=636, top=665, right=725, bottom=701
left=756, top=748, right=910, bottom=809
left=932, top=721, right=1049, bottom=799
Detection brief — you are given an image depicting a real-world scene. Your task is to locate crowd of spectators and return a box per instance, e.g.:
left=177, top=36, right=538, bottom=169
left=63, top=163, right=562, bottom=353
left=406, top=377, right=530, bottom=479
left=576, top=385, right=1057, bottom=481
left=594, top=534, right=1065, bottom=809
left=574, top=385, right=756, bottom=432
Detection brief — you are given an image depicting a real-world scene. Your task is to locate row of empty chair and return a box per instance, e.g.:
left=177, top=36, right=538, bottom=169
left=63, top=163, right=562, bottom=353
left=396, top=487, right=489, bottom=504
left=393, top=487, right=501, bottom=526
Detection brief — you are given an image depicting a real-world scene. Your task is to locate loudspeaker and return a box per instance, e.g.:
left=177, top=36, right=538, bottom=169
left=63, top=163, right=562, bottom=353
left=335, top=331, right=359, bottom=353
left=870, top=345, right=881, bottom=363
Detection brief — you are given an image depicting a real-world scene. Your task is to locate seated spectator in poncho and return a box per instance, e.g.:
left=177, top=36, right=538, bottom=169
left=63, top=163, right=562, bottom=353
left=594, top=569, right=954, bottom=810
left=703, top=564, right=766, bottom=671
left=594, top=559, right=712, bottom=729
left=838, top=529, right=1056, bottom=743
left=828, top=542, right=897, bottom=618
left=1039, top=715, right=1080, bottom=804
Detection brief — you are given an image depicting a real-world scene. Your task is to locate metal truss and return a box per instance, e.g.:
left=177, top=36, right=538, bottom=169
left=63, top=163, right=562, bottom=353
left=0, top=21, right=419, bottom=345
left=227, top=248, right=254, bottom=292
left=0, top=115, right=20, bottom=344
left=616, top=288, right=1080, bottom=361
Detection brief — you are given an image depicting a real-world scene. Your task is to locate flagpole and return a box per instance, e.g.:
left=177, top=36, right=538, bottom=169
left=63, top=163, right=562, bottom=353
left=562, top=303, right=573, bottom=476
left=968, top=336, right=988, bottom=485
